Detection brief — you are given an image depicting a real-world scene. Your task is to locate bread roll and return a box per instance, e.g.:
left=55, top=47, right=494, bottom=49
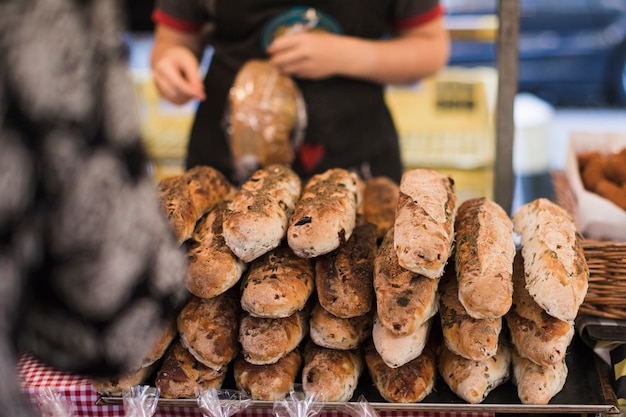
left=302, top=343, right=362, bottom=402
left=240, top=245, right=314, bottom=318
left=372, top=313, right=432, bottom=368
left=511, top=346, right=568, bottom=405
left=309, top=301, right=372, bottom=350
left=239, top=310, right=308, bottom=365
left=374, top=228, right=439, bottom=336
left=315, top=214, right=377, bottom=318
left=288, top=168, right=360, bottom=258
left=223, top=164, right=301, bottom=262
left=506, top=253, right=574, bottom=366
left=186, top=201, right=247, bottom=299
left=364, top=338, right=437, bottom=403
left=363, top=176, right=399, bottom=240
left=394, top=168, right=456, bottom=279
left=91, top=362, right=158, bottom=396
left=512, top=198, right=589, bottom=321
left=439, top=272, right=501, bottom=361
left=438, top=340, right=511, bottom=404
left=454, top=197, right=515, bottom=319
left=177, top=292, right=240, bottom=370
left=155, top=339, right=226, bottom=399
left=233, top=349, right=302, bottom=401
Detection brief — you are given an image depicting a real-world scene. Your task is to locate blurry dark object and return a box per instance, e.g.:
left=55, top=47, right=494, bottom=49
left=444, top=0, right=626, bottom=107
left=124, top=0, right=155, bottom=31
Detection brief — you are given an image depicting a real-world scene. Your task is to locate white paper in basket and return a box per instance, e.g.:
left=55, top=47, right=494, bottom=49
left=564, top=133, right=626, bottom=241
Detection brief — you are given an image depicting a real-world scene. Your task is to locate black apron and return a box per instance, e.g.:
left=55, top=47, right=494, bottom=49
left=186, top=0, right=403, bottom=184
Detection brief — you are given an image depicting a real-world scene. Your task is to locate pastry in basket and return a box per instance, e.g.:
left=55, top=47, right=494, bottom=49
left=454, top=197, right=515, bottom=319
left=362, top=176, right=399, bottom=240
left=511, top=345, right=568, bottom=405
left=364, top=337, right=437, bottom=403
left=186, top=200, right=247, bottom=299
left=309, top=300, right=372, bottom=351
left=439, top=271, right=502, bottom=361
left=155, top=339, right=227, bottom=399
left=233, top=349, right=302, bottom=401
left=315, top=214, right=377, bottom=318
left=157, top=165, right=235, bottom=244
left=393, top=168, right=456, bottom=279
left=505, top=253, right=574, bottom=366
left=512, top=198, right=589, bottom=322
left=438, top=339, right=511, bottom=404
left=240, top=244, right=314, bottom=318
left=177, top=292, right=240, bottom=371
left=288, top=168, right=361, bottom=258
left=372, top=313, right=433, bottom=368
left=239, top=309, right=309, bottom=365
left=374, top=228, right=439, bottom=336
left=223, top=164, right=302, bottom=263
left=301, top=342, right=363, bottom=402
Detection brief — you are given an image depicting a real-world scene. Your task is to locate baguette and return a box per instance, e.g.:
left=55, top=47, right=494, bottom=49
left=309, top=301, right=372, bottom=350
left=288, top=168, right=360, bottom=258
left=512, top=198, right=589, bottom=321
left=511, top=346, right=568, bottom=405
left=233, top=349, right=302, bottom=401
left=372, top=313, right=433, bottom=368
left=454, top=197, right=515, bottom=319
left=302, top=343, right=363, bottom=402
left=363, top=176, right=399, bottom=240
left=394, top=168, right=456, bottom=279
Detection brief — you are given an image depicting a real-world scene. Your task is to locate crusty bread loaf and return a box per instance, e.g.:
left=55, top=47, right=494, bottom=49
left=138, top=316, right=178, bottom=369
left=511, top=346, right=568, bottom=405
left=439, top=272, right=502, bottom=361
left=315, top=214, right=377, bottom=318
left=374, top=228, right=439, bottom=336
left=233, top=349, right=302, bottom=401
left=157, top=166, right=235, bottom=244
left=288, top=168, right=360, bottom=258
left=177, top=292, right=240, bottom=371
left=363, top=176, right=399, bottom=240
left=91, top=362, right=158, bottom=397
left=309, top=301, right=372, bottom=350
left=364, top=338, right=437, bottom=403
left=302, top=342, right=363, bottom=402
left=240, top=245, right=315, bottom=318
left=223, top=164, right=301, bottom=262
left=186, top=201, right=247, bottom=299
left=512, top=198, right=589, bottom=322
left=155, top=339, right=226, bottom=399
left=372, top=313, right=432, bottom=368
left=454, top=197, right=515, bottom=319
left=505, top=253, right=574, bottom=366
left=394, top=168, right=457, bottom=279
left=438, top=340, right=511, bottom=404
left=239, top=310, right=308, bottom=365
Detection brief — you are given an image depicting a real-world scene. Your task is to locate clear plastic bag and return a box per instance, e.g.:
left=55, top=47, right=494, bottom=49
left=341, top=395, right=380, bottom=417
left=36, top=388, right=76, bottom=417
left=273, top=389, right=323, bottom=417
left=122, top=385, right=159, bottom=417
left=196, top=388, right=252, bottom=417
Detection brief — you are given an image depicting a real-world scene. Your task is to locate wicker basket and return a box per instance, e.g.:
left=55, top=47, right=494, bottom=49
left=552, top=170, right=626, bottom=319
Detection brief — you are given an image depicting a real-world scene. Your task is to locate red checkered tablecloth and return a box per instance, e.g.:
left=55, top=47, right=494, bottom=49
left=17, top=353, right=492, bottom=417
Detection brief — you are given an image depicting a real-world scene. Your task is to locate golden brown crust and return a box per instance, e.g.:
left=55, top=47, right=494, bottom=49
left=511, top=346, right=568, bottom=405
left=155, top=340, right=226, bottom=399
left=374, top=228, right=439, bottom=336
left=288, top=168, right=360, bottom=258
left=372, top=314, right=432, bottom=368
left=302, top=343, right=363, bottom=402
left=309, top=301, right=372, bottom=350
left=363, top=176, right=399, bottom=240
left=239, top=310, right=309, bottom=365
left=177, top=293, right=240, bottom=370
left=364, top=338, right=437, bottom=403
left=233, top=349, right=302, bottom=401
left=240, top=245, right=315, bottom=318
left=315, top=215, right=377, bottom=318
left=454, top=197, right=515, bottom=319
left=91, top=363, right=157, bottom=396
left=393, top=169, right=457, bottom=279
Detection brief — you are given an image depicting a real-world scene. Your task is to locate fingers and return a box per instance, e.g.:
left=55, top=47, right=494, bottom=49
left=152, top=48, right=206, bottom=105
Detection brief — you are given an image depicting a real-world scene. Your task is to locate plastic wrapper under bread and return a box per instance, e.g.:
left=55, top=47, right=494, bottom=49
left=196, top=388, right=252, bottom=417
left=273, top=390, right=323, bottom=417
left=122, top=385, right=158, bottom=417
left=36, top=387, right=76, bottom=417
left=227, top=59, right=307, bottom=183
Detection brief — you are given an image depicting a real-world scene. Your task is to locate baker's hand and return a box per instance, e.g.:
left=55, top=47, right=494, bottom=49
left=152, top=46, right=206, bottom=105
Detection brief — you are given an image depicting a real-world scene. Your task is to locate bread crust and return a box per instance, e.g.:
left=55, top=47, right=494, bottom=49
left=393, top=169, right=456, bottom=279
left=91, top=363, right=157, bottom=396
left=309, top=301, right=372, bottom=350
left=454, top=197, right=515, bottom=319
left=512, top=198, right=589, bottom=321
left=302, top=343, right=363, bottom=402
left=223, top=164, right=301, bottom=262
left=372, top=313, right=432, bottom=368
left=315, top=215, right=377, bottom=318
left=363, top=176, right=399, bottom=240
left=511, top=346, right=568, bottom=405
left=374, top=228, right=439, bottom=336
left=240, top=245, right=314, bottom=318
left=288, top=168, right=360, bottom=258
left=233, top=349, right=302, bottom=401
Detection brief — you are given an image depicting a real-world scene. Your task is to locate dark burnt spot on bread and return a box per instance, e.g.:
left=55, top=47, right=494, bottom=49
left=295, top=216, right=312, bottom=226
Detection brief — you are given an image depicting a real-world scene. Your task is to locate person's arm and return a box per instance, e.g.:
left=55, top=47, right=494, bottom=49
left=266, top=16, right=450, bottom=85
left=151, top=24, right=207, bottom=104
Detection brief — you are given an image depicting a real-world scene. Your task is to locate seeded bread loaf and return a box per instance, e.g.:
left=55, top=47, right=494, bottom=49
left=511, top=346, right=568, bottom=405
left=309, top=301, right=372, bottom=350
left=233, top=349, right=302, bottom=401
left=362, top=176, right=399, bottom=240
left=372, top=313, right=433, bottom=368
left=301, top=343, right=362, bottom=402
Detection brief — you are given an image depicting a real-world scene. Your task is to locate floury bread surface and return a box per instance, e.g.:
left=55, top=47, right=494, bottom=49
left=362, top=176, right=399, bottom=240
left=372, top=313, right=433, bottom=368
left=394, top=168, right=456, bottom=279
left=512, top=198, right=589, bottom=322
left=233, top=349, right=302, bottom=401
left=302, top=343, right=363, bottom=402
left=511, top=346, right=568, bottom=405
